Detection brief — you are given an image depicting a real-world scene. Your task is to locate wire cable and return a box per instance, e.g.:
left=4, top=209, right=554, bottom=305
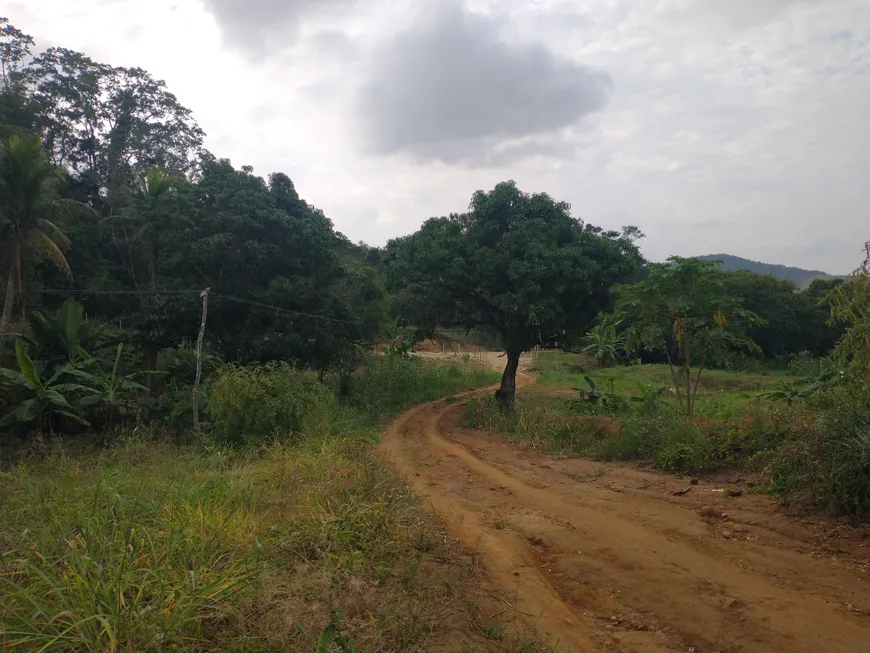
left=15, top=287, right=357, bottom=324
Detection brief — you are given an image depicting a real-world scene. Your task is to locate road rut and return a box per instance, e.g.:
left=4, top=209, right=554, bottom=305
left=381, top=379, right=870, bottom=652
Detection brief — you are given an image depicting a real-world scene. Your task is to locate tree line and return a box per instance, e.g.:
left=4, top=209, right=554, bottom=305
left=0, top=18, right=384, bottom=381
left=0, top=16, right=848, bottom=430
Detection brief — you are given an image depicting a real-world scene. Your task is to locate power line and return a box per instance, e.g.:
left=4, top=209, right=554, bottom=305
left=211, top=292, right=355, bottom=324
left=19, top=288, right=201, bottom=296
left=15, top=287, right=356, bottom=325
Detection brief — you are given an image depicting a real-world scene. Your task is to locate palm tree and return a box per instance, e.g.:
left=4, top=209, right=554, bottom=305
left=105, top=167, right=178, bottom=288
left=0, top=132, right=94, bottom=365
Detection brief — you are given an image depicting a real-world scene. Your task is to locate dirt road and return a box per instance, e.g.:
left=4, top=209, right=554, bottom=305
left=381, top=373, right=870, bottom=653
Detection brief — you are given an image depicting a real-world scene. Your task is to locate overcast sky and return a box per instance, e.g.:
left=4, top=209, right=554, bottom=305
left=10, top=0, right=869, bottom=273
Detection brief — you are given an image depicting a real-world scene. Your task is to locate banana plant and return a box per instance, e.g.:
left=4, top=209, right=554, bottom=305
left=69, top=344, right=148, bottom=434
left=29, top=297, right=90, bottom=367
left=0, top=340, right=89, bottom=430
left=581, top=319, right=626, bottom=367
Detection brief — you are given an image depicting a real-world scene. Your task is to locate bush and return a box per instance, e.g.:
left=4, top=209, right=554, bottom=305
left=762, top=396, right=870, bottom=518
left=207, top=363, right=334, bottom=443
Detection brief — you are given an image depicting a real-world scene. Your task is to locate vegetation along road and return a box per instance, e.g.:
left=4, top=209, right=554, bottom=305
left=4, top=13, right=870, bottom=653
left=383, top=358, right=870, bottom=653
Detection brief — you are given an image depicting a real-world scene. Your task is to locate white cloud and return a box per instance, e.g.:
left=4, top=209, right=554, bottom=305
left=7, top=0, right=870, bottom=273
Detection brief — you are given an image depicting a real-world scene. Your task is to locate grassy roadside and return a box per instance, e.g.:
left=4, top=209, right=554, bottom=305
left=466, top=352, right=807, bottom=474
left=0, top=356, right=514, bottom=653
left=466, top=352, right=870, bottom=518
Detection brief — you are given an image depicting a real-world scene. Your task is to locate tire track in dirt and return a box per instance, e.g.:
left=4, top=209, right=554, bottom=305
left=381, top=375, right=870, bottom=653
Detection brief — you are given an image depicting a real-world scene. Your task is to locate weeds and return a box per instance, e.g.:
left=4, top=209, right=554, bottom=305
left=340, top=355, right=496, bottom=427
left=467, top=392, right=819, bottom=474
left=0, top=356, right=496, bottom=652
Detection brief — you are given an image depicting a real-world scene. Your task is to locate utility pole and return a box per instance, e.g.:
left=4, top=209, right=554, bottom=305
left=192, top=287, right=210, bottom=436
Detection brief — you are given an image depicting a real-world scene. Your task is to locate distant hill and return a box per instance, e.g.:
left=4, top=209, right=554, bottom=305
left=695, top=254, right=836, bottom=288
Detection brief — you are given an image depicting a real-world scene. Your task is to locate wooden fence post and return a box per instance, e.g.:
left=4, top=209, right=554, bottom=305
left=192, top=287, right=210, bottom=436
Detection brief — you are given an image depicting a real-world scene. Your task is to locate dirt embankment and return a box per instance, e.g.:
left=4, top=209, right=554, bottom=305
left=380, top=374, right=870, bottom=653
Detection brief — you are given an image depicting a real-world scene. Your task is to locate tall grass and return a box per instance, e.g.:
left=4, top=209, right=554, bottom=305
left=466, top=394, right=816, bottom=474
left=0, top=445, right=258, bottom=652
left=0, top=437, right=469, bottom=652
left=340, top=355, right=497, bottom=427
left=0, top=356, right=497, bottom=652
left=762, top=395, right=870, bottom=518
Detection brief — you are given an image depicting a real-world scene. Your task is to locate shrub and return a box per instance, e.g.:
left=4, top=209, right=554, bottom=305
left=207, top=363, right=334, bottom=443
left=762, top=395, right=870, bottom=518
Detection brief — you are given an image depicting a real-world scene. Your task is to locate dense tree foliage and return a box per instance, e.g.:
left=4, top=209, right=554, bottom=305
left=721, top=270, right=842, bottom=360
left=0, top=19, right=385, bottom=386
left=384, top=181, right=644, bottom=408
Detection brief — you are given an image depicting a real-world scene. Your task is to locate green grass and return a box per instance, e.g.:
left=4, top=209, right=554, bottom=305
left=341, top=355, right=498, bottom=428
left=469, top=353, right=812, bottom=474
left=0, top=356, right=499, bottom=653
left=531, top=351, right=796, bottom=413
left=472, top=352, right=870, bottom=520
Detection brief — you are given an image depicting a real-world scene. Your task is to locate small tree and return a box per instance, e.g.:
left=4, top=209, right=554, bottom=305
left=0, top=133, right=95, bottom=366
left=616, top=257, right=759, bottom=416
left=384, top=181, right=643, bottom=410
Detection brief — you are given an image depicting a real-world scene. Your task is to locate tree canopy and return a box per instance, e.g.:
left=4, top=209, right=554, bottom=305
left=0, top=14, right=855, bottom=423
left=384, top=180, right=644, bottom=408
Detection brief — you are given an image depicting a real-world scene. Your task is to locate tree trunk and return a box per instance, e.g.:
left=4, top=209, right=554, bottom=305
left=494, top=349, right=521, bottom=412
left=0, top=258, right=15, bottom=368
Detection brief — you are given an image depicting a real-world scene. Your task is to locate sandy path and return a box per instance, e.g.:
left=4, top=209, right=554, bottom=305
left=380, top=375, right=870, bottom=653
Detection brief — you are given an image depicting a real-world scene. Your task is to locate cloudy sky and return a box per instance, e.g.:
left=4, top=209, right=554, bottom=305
left=9, top=0, right=870, bottom=273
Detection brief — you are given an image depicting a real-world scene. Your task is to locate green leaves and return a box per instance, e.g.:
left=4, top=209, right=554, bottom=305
left=0, top=337, right=150, bottom=434
left=385, top=181, right=644, bottom=405
left=0, top=340, right=89, bottom=428
left=616, top=257, right=760, bottom=415
left=581, top=319, right=626, bottom=366
left=14, top=338, right=38, bottom=389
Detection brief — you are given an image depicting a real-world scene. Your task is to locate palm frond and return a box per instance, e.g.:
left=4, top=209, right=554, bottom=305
left=100, top=214, right=136, bottom=229
left=42, top=198, right=98, bottom=221
left=138, top=167, right=178, bottom=198
left=24, top=228, right=71, bottom=277
left=35, top=218, right=71, bottom=248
